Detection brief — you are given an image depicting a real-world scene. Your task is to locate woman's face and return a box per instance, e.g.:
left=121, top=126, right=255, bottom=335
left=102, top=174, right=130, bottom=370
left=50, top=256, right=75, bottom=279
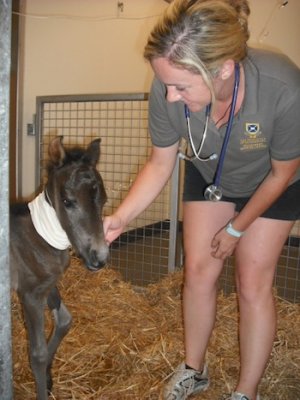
left=151, top=57, right=212, bottom=112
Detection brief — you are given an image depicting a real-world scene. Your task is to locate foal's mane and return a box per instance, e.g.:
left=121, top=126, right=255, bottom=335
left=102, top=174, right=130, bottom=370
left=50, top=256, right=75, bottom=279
left=10, top=202, right=30, bottom=216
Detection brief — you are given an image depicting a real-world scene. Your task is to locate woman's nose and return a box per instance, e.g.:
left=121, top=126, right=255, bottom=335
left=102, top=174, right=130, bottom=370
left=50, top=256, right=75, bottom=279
left=166, top=87, right=182, bottom=103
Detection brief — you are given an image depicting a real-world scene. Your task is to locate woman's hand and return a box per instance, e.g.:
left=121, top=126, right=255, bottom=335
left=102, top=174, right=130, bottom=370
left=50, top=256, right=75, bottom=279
left=103, top=214, right=125, bottom=245
left=211, top=228, right=240, bottom=260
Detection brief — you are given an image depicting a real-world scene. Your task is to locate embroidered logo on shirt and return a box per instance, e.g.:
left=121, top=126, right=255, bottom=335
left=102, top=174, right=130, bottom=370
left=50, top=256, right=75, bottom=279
left=245, top=123, right=260, bottom=135
left=240, top=122, right=267, bottom=151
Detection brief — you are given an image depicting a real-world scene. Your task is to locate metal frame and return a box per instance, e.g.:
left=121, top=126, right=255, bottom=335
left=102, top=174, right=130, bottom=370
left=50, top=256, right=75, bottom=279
left=0, top=0, right=13, bottom=398
left=35, top=92, right=149, bottom=188
left=34, top=93, right=181, bottom=280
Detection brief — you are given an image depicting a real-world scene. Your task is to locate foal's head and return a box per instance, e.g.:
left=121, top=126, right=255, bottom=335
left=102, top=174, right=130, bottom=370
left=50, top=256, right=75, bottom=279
left=46, top=136, right=109, bottom=270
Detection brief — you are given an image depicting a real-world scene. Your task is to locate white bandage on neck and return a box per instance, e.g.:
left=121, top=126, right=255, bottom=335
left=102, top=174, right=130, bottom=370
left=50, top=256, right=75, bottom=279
left=28, top=191, right=71, bottom=250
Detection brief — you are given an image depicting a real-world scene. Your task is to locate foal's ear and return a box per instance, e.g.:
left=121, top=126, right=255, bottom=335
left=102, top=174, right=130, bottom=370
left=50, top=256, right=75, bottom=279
left=48, top=136, right=66, bottom=167
left=83, top=138, right=101, bottom=166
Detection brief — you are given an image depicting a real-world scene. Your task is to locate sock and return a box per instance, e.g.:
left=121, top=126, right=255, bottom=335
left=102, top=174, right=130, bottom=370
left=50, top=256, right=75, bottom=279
left=185, top=364, right=204, bottom=378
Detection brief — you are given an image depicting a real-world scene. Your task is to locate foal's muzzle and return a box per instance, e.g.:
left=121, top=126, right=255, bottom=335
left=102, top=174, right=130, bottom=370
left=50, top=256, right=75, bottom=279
left=83, top=245, right=109, bottom=271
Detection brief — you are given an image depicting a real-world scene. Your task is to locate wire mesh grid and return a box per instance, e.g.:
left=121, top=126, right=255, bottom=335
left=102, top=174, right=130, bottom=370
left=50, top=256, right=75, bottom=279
left=36, top=94, right=172, bottom=286
left=35, top=94, right=300, bottom=302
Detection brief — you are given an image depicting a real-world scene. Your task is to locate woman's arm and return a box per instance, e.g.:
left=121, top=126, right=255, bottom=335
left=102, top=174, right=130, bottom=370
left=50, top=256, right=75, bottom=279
left=104, top=142, right=179, bottom=244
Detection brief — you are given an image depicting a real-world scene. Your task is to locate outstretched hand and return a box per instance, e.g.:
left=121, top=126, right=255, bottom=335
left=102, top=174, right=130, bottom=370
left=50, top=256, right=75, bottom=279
left=103, top=214, right=125, bottom=245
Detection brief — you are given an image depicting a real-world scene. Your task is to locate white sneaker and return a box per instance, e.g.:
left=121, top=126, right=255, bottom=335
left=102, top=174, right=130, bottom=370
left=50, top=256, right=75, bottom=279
left=164, top=362, right=209, bottom=400
left=226, top=392, right=260, bottom=400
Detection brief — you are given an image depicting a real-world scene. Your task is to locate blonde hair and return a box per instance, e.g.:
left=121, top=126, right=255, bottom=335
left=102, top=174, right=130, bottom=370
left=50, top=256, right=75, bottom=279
left=144, top=0, right=250, bottom=94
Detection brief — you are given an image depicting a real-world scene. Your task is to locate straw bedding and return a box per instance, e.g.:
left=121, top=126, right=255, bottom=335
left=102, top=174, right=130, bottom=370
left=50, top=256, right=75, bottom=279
left=12, top=257, right=300, bottom=399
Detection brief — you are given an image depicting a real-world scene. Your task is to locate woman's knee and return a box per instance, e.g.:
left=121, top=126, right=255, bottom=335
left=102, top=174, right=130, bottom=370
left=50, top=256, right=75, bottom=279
left=184, top=257, right=221, bottom=292
left=236, top=274, right=274, bottom=305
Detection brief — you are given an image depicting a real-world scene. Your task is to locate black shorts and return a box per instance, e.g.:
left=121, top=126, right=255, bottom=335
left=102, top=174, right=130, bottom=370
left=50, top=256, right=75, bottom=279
left=183, top=161, right=300, bottom=221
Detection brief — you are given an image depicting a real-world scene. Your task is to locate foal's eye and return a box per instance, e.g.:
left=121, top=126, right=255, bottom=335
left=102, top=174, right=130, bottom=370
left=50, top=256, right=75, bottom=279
left=62, top=198, right=74, bottom=208
left=90, top=185, right=98, bottom=198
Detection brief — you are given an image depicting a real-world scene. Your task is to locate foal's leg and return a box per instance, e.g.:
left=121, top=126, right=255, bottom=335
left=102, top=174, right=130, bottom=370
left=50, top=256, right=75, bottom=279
left=46, top=287, right=72, bottom=393
left=21, top=292, right=48, bottom=400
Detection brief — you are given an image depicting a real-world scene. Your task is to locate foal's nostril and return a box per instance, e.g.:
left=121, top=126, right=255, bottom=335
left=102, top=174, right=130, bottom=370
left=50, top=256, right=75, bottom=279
left=90, top=249, right=98, bottom=265
left=87, top=248, right=108, bottom=270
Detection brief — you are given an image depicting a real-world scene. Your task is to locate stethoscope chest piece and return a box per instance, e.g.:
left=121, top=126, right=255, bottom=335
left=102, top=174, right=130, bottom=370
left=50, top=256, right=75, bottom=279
left=204, top=184, right=223, bottom=202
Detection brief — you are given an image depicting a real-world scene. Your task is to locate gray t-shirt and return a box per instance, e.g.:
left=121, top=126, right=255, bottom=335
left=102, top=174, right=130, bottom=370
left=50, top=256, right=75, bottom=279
left=148, top=48, right=300, bottom=197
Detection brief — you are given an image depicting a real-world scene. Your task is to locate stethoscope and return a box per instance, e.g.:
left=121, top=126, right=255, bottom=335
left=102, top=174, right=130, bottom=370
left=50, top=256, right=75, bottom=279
left=183, top=103, right=217, bottom=162
left=181, top=63, right=240, bottom=201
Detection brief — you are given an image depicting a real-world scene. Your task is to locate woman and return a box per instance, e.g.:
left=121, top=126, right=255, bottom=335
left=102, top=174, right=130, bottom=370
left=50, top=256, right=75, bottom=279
left=104, top=1, right=300, bottom=399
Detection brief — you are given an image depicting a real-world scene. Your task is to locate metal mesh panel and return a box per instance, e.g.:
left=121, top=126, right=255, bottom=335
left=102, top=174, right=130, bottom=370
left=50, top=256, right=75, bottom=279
left=275, top=232, right=300, bottom=302
left=36, top=94, right=176, bottom=286
left=35, top=94, right=300, bottom=302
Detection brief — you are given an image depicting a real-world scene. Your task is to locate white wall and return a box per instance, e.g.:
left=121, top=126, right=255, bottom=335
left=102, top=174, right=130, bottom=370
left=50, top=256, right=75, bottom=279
left=17, top=0, right=300, bottom=197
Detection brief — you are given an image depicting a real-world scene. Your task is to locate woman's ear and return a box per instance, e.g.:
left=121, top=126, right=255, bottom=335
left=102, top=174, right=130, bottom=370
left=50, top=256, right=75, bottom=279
left=219, top=60, right=235, bottom=80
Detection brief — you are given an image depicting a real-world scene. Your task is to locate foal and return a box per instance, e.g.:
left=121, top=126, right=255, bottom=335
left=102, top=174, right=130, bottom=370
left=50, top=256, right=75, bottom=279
left=10, top=136, right=109, bottom=399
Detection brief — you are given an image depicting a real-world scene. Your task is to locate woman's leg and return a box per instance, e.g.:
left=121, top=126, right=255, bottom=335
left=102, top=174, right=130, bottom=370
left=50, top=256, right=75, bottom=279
left=182, top=201, right=235, bottom=371
left=234, top=217, right=294, bottom=399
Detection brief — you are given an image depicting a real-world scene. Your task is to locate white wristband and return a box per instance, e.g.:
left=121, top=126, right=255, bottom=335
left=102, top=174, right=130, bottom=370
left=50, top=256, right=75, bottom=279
left=225, top=221, right=244, bottom=238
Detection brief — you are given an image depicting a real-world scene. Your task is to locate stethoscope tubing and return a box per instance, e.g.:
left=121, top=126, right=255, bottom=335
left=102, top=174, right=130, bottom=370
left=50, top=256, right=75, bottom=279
left=213, top=63, right=240, bottom=187
left=183, top=103, right=215, bottom=162
left=183, top=63, right=240, bottom=183
left=182, top=63, right=240, bottom=201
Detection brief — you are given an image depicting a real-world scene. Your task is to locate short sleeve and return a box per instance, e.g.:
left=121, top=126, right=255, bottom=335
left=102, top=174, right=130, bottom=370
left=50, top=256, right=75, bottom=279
left=148, top=78, right=181, bottom=147
left=270, top=85, right=300, bottom=160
